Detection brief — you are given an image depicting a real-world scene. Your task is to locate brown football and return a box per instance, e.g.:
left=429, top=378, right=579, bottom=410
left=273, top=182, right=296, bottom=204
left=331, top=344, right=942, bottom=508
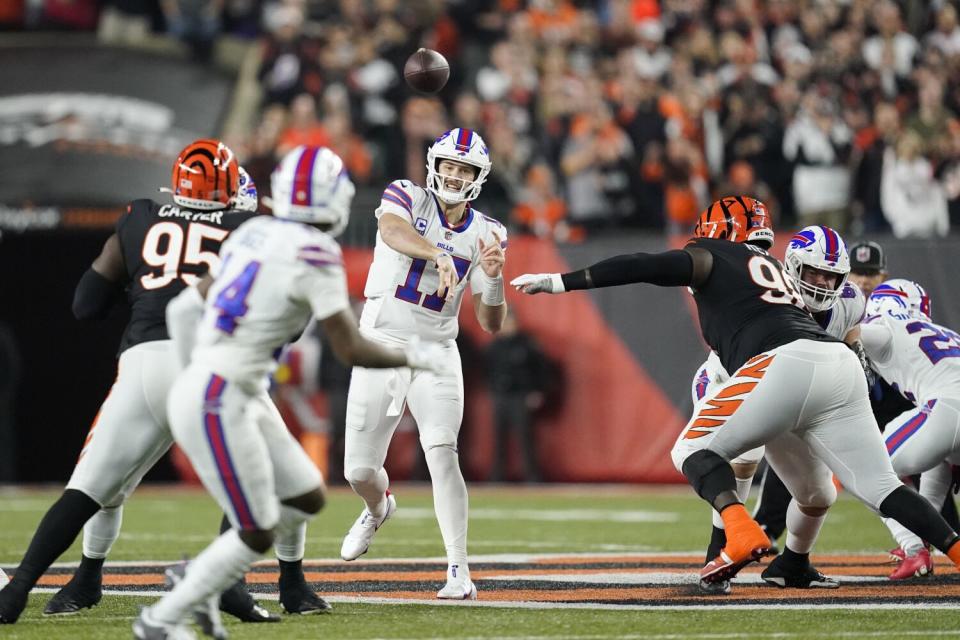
left=404, top=48, right=450, bottom=94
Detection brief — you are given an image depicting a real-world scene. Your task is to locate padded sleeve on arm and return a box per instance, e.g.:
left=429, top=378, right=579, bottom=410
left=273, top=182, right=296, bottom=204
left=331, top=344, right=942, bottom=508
left=72, top=268, right=123, bottom=320
left=560, top=249, right=694, bottom=291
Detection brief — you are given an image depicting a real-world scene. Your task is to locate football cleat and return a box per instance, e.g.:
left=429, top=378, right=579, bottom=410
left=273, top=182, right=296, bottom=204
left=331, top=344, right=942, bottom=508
left=219, top=581, right=280, bottom=623
left=279, top=582, right=332, bottom=615
left=888, top=547, right=906, bottom=563
left=761, top=555, right=839, bottom=589
left=133, top=606, right=198, bottom=640
left=697, top=578, right=731, bottom=595
left=437, top=565, right=478, bottom=600
left=0, top=569, right=7, bottom=589
left=889, top=548, right=933, bottom=580
left=164, top=563, right=228, bottom=639
left=0, top=584, right=27, bottom=624
left=700, top=517, right=772, bottom=584
left=43, top=578, right=103, bottom=615
left=340, top=493, right=397, bottom=561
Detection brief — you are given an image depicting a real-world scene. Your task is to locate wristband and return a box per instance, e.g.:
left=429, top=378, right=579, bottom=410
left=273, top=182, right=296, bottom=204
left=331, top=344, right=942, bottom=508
left=480, top=272, right=505, bottom=305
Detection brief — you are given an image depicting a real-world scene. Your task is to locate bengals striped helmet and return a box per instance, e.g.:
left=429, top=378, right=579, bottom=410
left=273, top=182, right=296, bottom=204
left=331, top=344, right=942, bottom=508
left=693, top=196, right=774, bottom=249
left=170, top=139, right=239, bottom=211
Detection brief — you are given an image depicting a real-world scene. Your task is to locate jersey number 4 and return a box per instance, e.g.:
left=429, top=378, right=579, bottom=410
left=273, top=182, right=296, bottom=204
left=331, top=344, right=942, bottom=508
left=747, top=256, right=804, bottom=309
left=396, top=257, right=471, bottom=312
left=140, top=222, right=228, bottom=290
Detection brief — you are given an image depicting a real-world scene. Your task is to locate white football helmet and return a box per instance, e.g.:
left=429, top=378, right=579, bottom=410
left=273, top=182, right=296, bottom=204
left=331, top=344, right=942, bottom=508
left=270, top=146, right=355, bottom=236
left=232, top=166, right=258, bottom=212
left=426, top=128, right=492, bottom=204
left=866, top=279, right=932, bottom=321
left=784, top=225, right=850, bottom=312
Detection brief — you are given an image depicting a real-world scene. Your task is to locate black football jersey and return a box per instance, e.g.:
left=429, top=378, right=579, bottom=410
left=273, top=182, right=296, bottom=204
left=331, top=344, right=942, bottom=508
left=688, top=237, right=840, bottom=373
left=115, top=199, right=257, bottom=354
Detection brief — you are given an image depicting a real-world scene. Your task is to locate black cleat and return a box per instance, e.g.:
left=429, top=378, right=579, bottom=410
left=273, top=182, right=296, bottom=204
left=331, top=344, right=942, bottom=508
left=43, top=579, right=103, bottom=616
left=761, top=555, right=839, bottom=589
left=219, top=582, right=280, bottom=623
left=0, top=585, right=28, bottom=624
left=279, top=581, right=332, bottom=615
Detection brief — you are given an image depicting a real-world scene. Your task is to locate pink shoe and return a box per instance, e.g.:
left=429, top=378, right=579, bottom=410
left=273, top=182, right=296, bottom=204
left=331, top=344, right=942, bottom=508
left=888, top=547, right=906, bottom=563
left=889, top=549, right=933, bottom=580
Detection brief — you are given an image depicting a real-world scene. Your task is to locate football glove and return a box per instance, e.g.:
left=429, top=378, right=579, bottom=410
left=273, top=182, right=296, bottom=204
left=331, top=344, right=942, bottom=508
left=510, top=273, right=566, bottom=295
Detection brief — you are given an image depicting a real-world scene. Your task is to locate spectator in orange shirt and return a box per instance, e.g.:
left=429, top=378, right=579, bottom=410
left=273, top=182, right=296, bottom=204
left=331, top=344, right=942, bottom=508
left=277, top=93, right=331, bottom=157
left=512, top=162, right=569, bottom=240
left=324, top=111, right=373, bottom=185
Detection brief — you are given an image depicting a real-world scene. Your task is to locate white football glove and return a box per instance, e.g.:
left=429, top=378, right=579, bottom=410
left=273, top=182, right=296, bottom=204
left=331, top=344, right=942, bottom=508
left=404, top=336, right=455, bottom=375
left=510, top=273, right=566, bottom=295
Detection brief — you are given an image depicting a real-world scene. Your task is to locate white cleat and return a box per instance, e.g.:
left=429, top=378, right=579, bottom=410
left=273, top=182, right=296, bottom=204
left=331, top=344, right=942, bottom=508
left=437, top=564, right=478, bottom=600
left=0, top=568, right=8, bottom=589
left=132, top=606, right=198, bottom=640
left=340, top=493, right=397, bottom=561
left=164, top=563, right=228, bottom=639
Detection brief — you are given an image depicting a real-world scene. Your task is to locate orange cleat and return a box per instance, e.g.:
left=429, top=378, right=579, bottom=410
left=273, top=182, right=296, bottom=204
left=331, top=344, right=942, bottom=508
left=701, top=505, right=772, bottom=583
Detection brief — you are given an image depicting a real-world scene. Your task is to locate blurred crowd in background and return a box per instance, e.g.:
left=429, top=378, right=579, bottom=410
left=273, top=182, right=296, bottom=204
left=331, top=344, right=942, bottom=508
left=7, top=0, right=960, bottom=241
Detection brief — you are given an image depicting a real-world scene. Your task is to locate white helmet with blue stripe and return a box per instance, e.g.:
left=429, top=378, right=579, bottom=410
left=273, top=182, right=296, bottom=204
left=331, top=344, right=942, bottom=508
left=784, top=225, right=850, bottom=312
left=232, top=166, right=259, bottom=212
left=426, top=128, right=492, bottom=204
left=269, top=146, right=356, bottom=236
left=866, top=279, right=932, bottom=321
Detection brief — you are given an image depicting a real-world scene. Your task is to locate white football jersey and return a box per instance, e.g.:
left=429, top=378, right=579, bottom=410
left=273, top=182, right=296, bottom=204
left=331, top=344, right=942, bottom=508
left=191, top=216, right=349, bottom=384
left=861, top=313, right=960, bottom=405
left=691, top=282, right=864, bottom=402
left=360, top=179, right=508, bottom=344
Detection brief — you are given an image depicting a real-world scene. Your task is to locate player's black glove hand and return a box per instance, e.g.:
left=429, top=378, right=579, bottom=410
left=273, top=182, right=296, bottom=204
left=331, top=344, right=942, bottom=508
left=951, top=465, right=960, bottom=495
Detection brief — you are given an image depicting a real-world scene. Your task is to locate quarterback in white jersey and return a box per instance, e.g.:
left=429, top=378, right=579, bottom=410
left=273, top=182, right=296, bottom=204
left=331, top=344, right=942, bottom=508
left=134, top=146, right=447, bottom=639
left=861, top=279, right=960, bottom=578
left=341, top=127, right=507, bottom=601
left=691, top=225, right=865, bottom=594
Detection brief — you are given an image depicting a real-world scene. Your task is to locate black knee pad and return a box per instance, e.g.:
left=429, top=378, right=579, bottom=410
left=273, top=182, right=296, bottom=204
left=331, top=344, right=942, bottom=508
left=282, top=487, right=325, bottom=515
left=682, top=450, right=739, bottom=511
left=238, top=528, right=275, bottom=554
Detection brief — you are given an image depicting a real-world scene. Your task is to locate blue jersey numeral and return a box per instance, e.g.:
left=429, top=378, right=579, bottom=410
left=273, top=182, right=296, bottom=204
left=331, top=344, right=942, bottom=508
left=395, top=256, right=471, bottom=312
left=214, top=261, right=261, bottom=334
left=906, top=321, right=960, bottom=365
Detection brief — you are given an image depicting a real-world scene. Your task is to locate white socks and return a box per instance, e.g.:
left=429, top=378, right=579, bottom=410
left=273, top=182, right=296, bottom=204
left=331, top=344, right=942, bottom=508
left=152, top=530, right=261, bottom=625
left=784, top=500, right=825, bottom=554
left=82, top=505, right=123, bottom=559
left=424, top=445, right=468, bottom=567
left=274, top=506, right=310, bottom=562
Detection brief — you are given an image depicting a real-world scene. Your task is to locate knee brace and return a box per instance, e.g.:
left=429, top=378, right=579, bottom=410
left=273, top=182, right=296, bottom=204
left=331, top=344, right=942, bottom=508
left=419, top=427, right=458, bottom=453
left=682, top=450, right=739, bottom=512
left=345, top=466, right=380, bottom=488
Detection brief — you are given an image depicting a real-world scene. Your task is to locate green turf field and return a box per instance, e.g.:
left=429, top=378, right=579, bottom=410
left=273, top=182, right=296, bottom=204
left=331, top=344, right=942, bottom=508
left=2, top=484, right=960, bottom=639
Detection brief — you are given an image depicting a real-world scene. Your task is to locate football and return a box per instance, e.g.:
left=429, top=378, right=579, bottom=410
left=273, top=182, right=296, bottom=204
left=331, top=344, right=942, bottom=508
left=404, top=48, right=450, bottom=94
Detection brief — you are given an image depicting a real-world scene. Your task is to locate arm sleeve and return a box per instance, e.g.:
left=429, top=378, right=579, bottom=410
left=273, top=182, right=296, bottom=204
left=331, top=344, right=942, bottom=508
left=166, top=286, right=206, bottom=368
left=72, top=268, right=124, bottom=321
left=560, top=249, right=694, bottom=291
left=293, top=265, right=350, bottom=322
left=375, top=180, right=416, bottom=223
left=860, top=322, right=895, bottom=365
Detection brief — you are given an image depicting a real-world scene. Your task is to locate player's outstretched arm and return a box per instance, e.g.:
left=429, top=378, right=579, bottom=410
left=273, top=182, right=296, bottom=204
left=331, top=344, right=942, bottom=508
left=511, top=247, right=713, bottom=294
left=473, top=231, right=507, bottom=332
left=379, top=212, right=457, bottom=299
left=320, top=307, right=450, bottom=374
left=73, top=233, right=126, bottom=320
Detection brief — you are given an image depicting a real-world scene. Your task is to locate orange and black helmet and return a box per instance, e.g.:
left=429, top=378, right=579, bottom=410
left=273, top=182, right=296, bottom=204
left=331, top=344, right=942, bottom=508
left=170, top=139, right=239, bottom=211
left=692, top=196, right=774, bottom=249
